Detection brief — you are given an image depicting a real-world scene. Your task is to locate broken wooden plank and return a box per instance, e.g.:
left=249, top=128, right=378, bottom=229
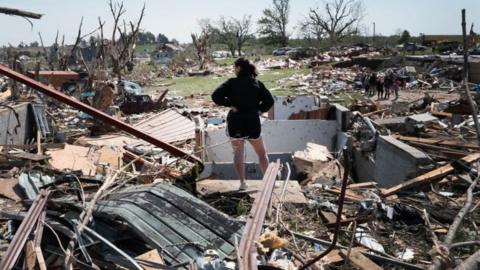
left=394, top=135, right=480, bottom=150
left=135, top=249, right=165, bottom=270
left=431, top=111, right=453, bottom=118
left=10, top=152, right=50, bottom=161
left=327, top=187, right=365, bottom=202
left=347, top=182, right=377, bottom=189
left=0, top=143, right=65, bottom=150
left=382, top=153, right=480, bottom=197
left=325, top=215, right=373, bottom=228
left=340, top=248, right=383, bottom=270
left=0, top=178, right=24, bottom=202
left=320, top=211, right=337, bottom=224
left=321, top=249, right=344, bottom=264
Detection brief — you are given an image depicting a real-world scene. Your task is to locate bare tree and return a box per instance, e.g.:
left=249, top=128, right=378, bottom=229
left=107, top=0, right=145, bottom=80
left=299, top=17, right=325, bottom=47
left=214, top=15, right=252, bottom=57
left=305, top=0, right=364, bottom=45
left=258, top=0, right=290, bottom=46
left=192, top=19, right=213, bottom=70
left=214, top=17, right=238, bottom=57
left=233, top=15, right=252, bottom=56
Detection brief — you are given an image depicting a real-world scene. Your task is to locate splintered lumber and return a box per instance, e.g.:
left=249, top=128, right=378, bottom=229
left=0, top=7, right=42, bottom=19
left=347, top=182, right=377, bottom=189
left=340, top=248, right=382, bottom=270
left=326, top=186, right=365, bottom=202
left=382, top=153, right=480, bottom=197
left=394, top=135, right=480, bottom=150
left=135, top=249, right=165, bottom=270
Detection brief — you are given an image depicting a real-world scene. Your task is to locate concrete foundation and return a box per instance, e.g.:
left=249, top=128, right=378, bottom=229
left=199, top=153, right=296, bottom=180
left=353, top=135, right=432, bottom=188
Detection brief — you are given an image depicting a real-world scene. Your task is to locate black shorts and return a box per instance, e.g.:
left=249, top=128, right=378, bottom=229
left=226, top=111, right=261, bottom=139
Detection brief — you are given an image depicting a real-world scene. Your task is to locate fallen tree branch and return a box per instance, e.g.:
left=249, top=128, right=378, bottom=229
left=63, top=157, right=141, bottom=268
left=428, top=167, right=480, bottom=270
left=454, top=249, right=480, bottom=270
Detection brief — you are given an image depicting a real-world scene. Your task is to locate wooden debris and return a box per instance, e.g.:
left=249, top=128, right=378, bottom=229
left=9, top=152, right=50, bottom=162
left=320, top=211, right=337, bottom=224
left=382, top=153, right=480, bottom=197
left=135, top=249, right=165, bottom=270
left=340, top=248, right=382, bottom=270
left=0, top=178, right=24, bottom=202
left=319, top=249, right=344, bottom=264
left=327, top=186, right=365, bottom=202
left=394, top=135, right=480, bottom=150
left=347, top=182, right=377, bottom=189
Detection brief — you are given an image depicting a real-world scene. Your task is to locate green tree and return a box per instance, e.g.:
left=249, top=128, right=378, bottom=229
left=137, top=31, right=156, bottom=45
left=157, top=33, right=169, bottom=44
left=214, top=15, right=252, bottom=56
left=398, top=30, right=411, bottom=44
left=258, top=0, right=290, bottom=46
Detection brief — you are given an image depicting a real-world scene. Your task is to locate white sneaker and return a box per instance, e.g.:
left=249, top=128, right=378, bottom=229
left=239, top=182, right=248, bottom=191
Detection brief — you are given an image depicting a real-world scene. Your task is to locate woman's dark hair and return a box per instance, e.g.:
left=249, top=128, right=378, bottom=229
left=234, top=57, right=258, bottom=78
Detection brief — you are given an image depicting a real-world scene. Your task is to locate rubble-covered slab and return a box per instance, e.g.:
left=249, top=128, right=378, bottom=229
left=197, top=179, right=308, bottom=204
left=46, top=144, right=123, bottom=176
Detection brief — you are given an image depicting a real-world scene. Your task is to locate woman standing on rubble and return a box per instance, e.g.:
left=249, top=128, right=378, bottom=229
left=212, top=58, right=275, bottom=190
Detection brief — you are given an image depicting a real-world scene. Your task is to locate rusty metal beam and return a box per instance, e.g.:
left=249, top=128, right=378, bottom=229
left=238, top=160, right=281, bottom=270
left=0, top=190, right=50, bottom=270
left=299, top=149, right=350, bottom=270
left=0, top=65, right=202, bottom=166
left=0, top=7, right=42, bottom=19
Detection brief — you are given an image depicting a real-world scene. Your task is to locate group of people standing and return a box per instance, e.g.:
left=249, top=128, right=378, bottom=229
left=363, top=72, right=403, bottom=100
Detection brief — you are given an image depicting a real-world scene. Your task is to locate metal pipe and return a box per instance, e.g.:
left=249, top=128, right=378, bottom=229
left=461, top=9, right=480, bottom=145
left=0, top=190, right=50, bottom=270
left=238, top=160, right=281, bottom=270
left=299, top=149, right=350, bottom=270
left=0, top=65, right=202, bottom=166
left=275, top=163, right=291, bottom=224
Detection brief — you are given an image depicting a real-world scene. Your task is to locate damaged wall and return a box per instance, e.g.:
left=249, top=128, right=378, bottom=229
left=375, top=136, right=432, bottom=187
left=353, top=135, right=432, bottom=188
left=268, top=96, right=321, bottom=120
left=0, top=103, right=36, bottom=145
left=205, top=120, right=337, bottom=163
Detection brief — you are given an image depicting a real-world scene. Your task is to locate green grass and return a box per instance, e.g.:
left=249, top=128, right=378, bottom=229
left=258, top=68, right=311, bottom=96
left=214, top=57, right=237, bottom=66
left=135, top=44, right=157, bottom=54
left=145, top=67, right=312, bottom=96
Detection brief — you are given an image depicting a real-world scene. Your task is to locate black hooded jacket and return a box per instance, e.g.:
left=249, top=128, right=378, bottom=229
left=212, top=76, right=274, bottom=113
left=212, top=76, right=274, bottom=138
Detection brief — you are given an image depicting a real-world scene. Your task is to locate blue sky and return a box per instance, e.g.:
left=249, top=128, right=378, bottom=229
left=0, top=0, right=479, bottom=46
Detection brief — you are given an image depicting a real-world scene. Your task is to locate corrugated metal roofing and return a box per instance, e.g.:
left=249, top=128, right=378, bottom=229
left=94, top=184, right=243, bottom=265
left=134, top=109, right=195, bottom=144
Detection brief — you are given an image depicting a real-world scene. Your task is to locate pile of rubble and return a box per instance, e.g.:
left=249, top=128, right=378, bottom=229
left=1, top=43, right=480, bottom=270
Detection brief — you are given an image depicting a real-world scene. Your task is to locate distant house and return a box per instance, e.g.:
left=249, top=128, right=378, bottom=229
left=422, top=35, right=479, bottom=47
left=151, top=43, right=182, bottom=65
left=134, top=52, right=151, bottom=63
left=27, top=70, right=79, bottom=89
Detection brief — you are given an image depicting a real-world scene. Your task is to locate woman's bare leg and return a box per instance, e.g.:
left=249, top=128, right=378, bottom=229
left=231, top=139, right=246, bottom=187
left=248, top=137, right=269, bottom=174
